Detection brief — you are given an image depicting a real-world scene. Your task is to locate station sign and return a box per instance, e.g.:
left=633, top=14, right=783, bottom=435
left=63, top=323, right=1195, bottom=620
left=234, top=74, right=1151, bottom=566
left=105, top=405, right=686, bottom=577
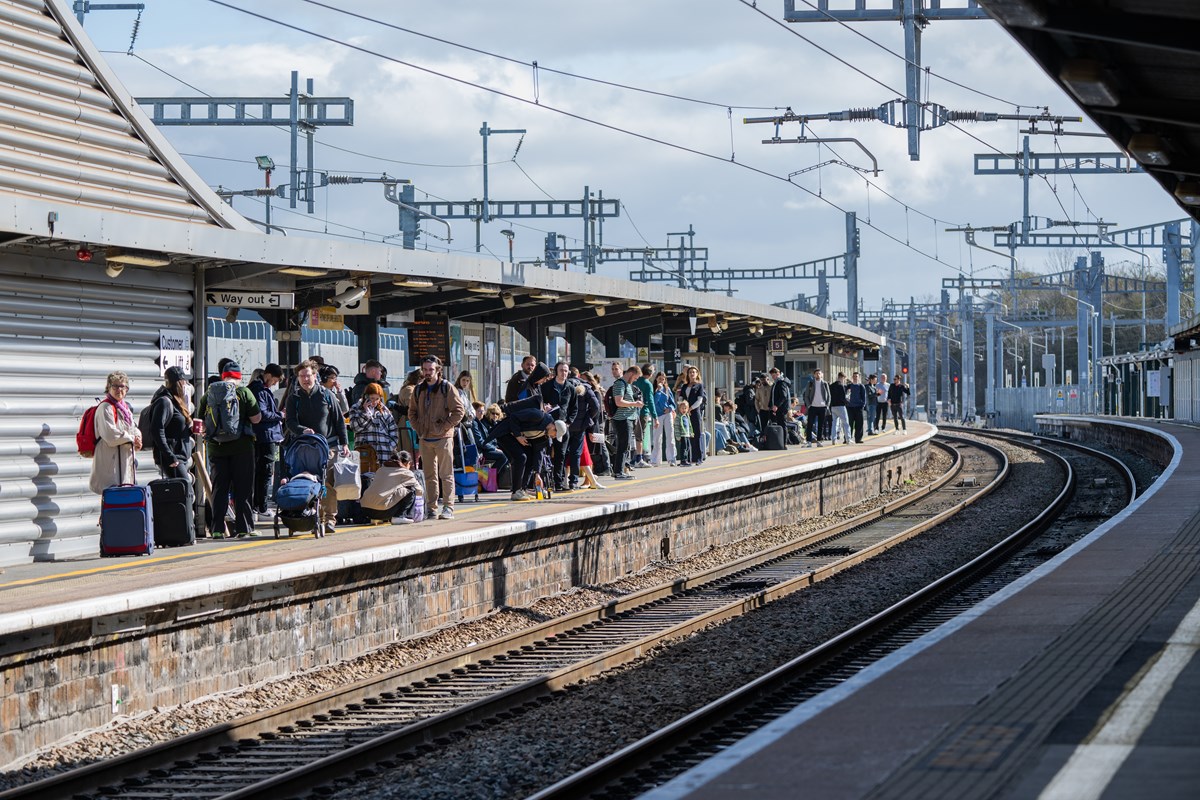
left=768, top=338, right=786, bottom=354
left=308, top=307, right=344, bottom=330
left=204, top=290, right=295, bottom=310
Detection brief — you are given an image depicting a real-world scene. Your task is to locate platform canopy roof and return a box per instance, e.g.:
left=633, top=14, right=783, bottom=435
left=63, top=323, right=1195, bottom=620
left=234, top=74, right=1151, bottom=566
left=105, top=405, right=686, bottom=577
left=0, top=0, right=882, bottom=353
left=979, top=1, right=1200, bottom=222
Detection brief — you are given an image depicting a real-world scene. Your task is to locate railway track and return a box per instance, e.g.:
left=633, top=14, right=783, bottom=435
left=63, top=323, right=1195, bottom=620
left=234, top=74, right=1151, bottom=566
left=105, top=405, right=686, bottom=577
left=1, top=438, right=1012, bottom=800
left=528, top=431, right=1134, bottom=800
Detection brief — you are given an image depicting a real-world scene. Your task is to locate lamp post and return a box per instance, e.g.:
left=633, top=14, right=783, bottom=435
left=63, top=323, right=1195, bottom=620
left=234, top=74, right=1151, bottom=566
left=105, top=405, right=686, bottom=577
left=1060, top=290, right=1099, bottom=412
left=255, top=155, right=275, bottom=234
left=500, top=229, right=515, bottom=265
left=995, top=317, right=1023, bottom=388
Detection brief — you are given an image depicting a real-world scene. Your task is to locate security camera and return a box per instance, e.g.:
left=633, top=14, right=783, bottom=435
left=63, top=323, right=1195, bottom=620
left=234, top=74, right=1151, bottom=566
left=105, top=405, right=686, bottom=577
left=105, top=263, right=123, bottom=278
left=329, top=285, right=367, bottom=308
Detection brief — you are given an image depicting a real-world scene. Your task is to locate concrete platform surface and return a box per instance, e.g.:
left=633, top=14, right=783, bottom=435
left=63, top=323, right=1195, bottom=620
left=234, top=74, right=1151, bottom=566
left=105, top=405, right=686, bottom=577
left=643, top=418, right=1200, bottom=800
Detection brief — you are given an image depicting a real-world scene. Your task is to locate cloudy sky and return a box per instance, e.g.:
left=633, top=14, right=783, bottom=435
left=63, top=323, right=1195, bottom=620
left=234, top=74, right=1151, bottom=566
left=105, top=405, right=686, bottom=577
left=80, top=0, right=1184, bottom=315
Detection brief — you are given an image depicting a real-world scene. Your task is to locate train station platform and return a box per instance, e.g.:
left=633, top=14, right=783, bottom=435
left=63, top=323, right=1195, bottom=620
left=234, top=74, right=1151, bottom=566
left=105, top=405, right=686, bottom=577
left=0, top=424, right=933, bottom=768
left=646, top=417, right=1200, bottom=800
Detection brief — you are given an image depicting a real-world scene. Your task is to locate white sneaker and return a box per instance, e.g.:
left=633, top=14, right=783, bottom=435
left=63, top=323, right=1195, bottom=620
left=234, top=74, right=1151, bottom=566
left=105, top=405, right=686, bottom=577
left=392, top=516, right=414, bottom=525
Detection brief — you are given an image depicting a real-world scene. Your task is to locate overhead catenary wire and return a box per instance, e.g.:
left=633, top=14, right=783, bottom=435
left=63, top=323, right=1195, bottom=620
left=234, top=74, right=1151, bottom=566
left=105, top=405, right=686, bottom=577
left=201, top=0, right=971, bottom=275
left=297, top=0, right=783, bottom=112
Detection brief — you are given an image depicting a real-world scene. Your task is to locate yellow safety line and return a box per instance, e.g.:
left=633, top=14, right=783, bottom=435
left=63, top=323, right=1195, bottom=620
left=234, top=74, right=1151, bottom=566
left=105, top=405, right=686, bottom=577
left=0, top=539, right=275, bottom=589
left=0, top=441, right=882, bottom=591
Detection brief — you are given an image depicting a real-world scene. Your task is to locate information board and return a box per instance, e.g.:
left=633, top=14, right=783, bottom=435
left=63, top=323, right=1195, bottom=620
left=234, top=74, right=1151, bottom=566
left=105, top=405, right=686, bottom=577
left=408, top=316, right=449, bottom=366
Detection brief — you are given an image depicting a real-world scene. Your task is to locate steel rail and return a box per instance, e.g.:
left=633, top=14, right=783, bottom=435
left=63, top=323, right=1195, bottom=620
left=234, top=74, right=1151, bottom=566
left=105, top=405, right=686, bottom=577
left=2, top=440, right=1011, bottom=800
left=526, top=434, right=1094, bottom=800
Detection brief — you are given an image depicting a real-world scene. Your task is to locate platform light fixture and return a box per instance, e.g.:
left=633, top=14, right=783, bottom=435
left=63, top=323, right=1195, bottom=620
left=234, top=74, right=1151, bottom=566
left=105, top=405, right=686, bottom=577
left=467, top=281, right=501, bottom=295
left=1060, top=59, right=1119, bottom=107
left=392, top=275, right=435, bottom=288
left=530, top=289, right=560, bottom=301
left=583, top=295, right=611, bottom=305
left=501, top=291, right=516, bottom=309
left=279, top=266, right=328, bottom=277
left=105, top=248, right=171, bottom=267
left=595, top=305, right=606, bottom=317
left=662, top=305, right=686, bottom=313
left=1175, top=181, right=1200, bottom=205
left=1127, top=133, right=1170, bottom=167
left=627, top=300, right=653, bottom=310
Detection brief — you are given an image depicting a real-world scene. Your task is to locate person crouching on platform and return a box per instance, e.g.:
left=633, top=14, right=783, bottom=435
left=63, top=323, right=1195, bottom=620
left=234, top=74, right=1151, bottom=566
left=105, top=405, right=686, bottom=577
left=482, top=393, right=565, bottom=501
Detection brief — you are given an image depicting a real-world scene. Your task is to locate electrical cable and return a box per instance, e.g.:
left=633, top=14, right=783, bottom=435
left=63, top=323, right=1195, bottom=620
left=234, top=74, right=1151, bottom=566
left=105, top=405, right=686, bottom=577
left=786, top=0, right=1040, bottom=108
left=202, top=0, right=969, bottom=275
left=297, top=0, right=783, bottom=112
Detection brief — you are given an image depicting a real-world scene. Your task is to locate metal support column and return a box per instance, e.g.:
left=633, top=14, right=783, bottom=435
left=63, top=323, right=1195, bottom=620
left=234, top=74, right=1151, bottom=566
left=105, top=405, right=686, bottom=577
left=985, top=310, right=996, bottom=415
left=926, top=329, right=936, bottom=422
left=846, top=211, right=859, bottom=326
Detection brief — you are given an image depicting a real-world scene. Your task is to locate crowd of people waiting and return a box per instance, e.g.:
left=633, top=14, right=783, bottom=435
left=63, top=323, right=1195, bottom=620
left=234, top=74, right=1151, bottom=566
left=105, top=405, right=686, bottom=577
left=85, top=354, right=911, bottom=537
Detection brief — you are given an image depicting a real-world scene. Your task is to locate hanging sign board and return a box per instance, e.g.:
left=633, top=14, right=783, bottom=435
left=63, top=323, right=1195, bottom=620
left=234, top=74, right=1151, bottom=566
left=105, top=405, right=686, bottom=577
left=308, top=307, right=344, bottom=330
left=159, top=329, right=193, bottom=376
left=768, top=338, right=786, bottom=354
left=204, top=291, right=294, bottom=310
left=409, top=316, right=450, bottom=366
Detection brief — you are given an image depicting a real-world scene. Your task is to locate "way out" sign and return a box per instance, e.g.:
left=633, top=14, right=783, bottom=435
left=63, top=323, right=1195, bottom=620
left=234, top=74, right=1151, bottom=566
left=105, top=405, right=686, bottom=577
left=204, top=291, right=295, bottom=310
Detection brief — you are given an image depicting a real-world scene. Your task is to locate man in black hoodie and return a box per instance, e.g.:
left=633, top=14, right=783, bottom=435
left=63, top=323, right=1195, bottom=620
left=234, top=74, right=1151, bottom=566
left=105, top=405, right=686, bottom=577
left=768, top=367, right=792, bottom=427
left=349, top=359, right=389, bottom=407
left=248, top=363, right=284, bottom=515
left=504, top=355, right=537, bottom=403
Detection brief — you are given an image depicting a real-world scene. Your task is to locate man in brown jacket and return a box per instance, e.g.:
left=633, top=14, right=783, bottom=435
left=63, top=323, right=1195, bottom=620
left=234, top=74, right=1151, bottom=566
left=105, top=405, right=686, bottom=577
left=407, top=355, right=466, bottom=520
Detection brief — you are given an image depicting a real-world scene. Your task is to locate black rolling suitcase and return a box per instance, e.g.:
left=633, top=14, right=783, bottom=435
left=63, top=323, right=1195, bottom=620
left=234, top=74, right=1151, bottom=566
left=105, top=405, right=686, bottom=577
left=150, top=478, right=195, bottom=547
left=763, top=422, right=787, bottom=451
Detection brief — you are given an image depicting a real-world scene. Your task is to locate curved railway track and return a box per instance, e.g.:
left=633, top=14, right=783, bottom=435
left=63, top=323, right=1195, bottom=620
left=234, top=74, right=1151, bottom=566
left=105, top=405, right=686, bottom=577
left=1, top=437, right=1031, bottom=800
left=527, top=431, right=1135, bottom=800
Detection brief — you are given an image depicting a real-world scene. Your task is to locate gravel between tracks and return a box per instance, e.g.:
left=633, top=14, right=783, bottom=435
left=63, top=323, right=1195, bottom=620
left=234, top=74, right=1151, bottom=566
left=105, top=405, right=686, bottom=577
left=0, top=448, right=951, bottom=789
left=325, top=438, right=1067, bottom=800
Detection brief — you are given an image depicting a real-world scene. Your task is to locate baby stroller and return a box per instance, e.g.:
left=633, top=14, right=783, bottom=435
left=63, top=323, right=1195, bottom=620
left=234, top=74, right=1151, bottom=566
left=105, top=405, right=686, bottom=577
left=274, top=433, right=330, bottom=538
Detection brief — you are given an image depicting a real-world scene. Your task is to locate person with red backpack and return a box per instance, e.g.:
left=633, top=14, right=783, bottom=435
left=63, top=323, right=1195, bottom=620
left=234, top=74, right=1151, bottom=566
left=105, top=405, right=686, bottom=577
left=86, top=371, right=142, bottom=494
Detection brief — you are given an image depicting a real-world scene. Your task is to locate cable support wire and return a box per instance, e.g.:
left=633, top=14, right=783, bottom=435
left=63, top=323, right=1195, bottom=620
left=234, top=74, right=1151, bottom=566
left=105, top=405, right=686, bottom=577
left=297, top=0, right=783, bottom=112
left=785, top=0, right=1039, bottom=108
left=198, top=0, right=976, bottom=275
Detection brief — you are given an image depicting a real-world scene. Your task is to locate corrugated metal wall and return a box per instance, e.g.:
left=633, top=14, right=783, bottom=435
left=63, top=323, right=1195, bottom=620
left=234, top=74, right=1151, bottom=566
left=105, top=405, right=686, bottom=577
left=0, top=258, right=194, bottom=565
left=0, top=0, right=212, bottom=223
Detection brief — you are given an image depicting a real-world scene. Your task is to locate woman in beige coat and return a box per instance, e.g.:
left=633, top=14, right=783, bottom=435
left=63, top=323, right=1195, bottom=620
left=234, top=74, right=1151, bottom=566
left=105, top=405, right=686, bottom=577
left=88, top=371, right=142, bottom=494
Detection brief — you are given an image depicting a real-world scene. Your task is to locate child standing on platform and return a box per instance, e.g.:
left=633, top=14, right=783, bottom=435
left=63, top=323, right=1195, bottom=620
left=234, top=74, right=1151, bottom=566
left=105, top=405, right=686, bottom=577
left=674, top=400, right=695, bottom=466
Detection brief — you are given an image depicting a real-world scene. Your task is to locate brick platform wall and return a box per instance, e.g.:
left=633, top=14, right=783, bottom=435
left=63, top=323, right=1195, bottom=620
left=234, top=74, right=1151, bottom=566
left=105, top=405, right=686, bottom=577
left=0, top=443, right=928, bottom=767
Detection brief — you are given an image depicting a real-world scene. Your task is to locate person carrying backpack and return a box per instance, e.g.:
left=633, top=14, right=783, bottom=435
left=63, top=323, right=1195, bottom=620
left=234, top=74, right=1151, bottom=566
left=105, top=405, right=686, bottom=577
left=148, top=366, right=195, bottom=481
left=196, top=361, right=262, bottom=538
left=87, top=371, right=142, bottom=494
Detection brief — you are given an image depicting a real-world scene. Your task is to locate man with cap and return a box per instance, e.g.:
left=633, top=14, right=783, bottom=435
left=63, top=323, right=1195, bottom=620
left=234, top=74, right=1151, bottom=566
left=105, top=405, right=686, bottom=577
left=196, top=361, right=262, bottom=538
left=350, top=358, right=390, bottom=407
left=481, top=394, right=565, bottom=501
left=407, top=355, right=468, bottom=520
left=248, top=363, right=285, bottom=516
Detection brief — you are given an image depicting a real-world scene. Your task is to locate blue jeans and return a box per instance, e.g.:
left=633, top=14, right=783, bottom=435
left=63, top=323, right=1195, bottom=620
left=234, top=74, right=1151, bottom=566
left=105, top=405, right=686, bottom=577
left=714, top=423, right=729, bottom=452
